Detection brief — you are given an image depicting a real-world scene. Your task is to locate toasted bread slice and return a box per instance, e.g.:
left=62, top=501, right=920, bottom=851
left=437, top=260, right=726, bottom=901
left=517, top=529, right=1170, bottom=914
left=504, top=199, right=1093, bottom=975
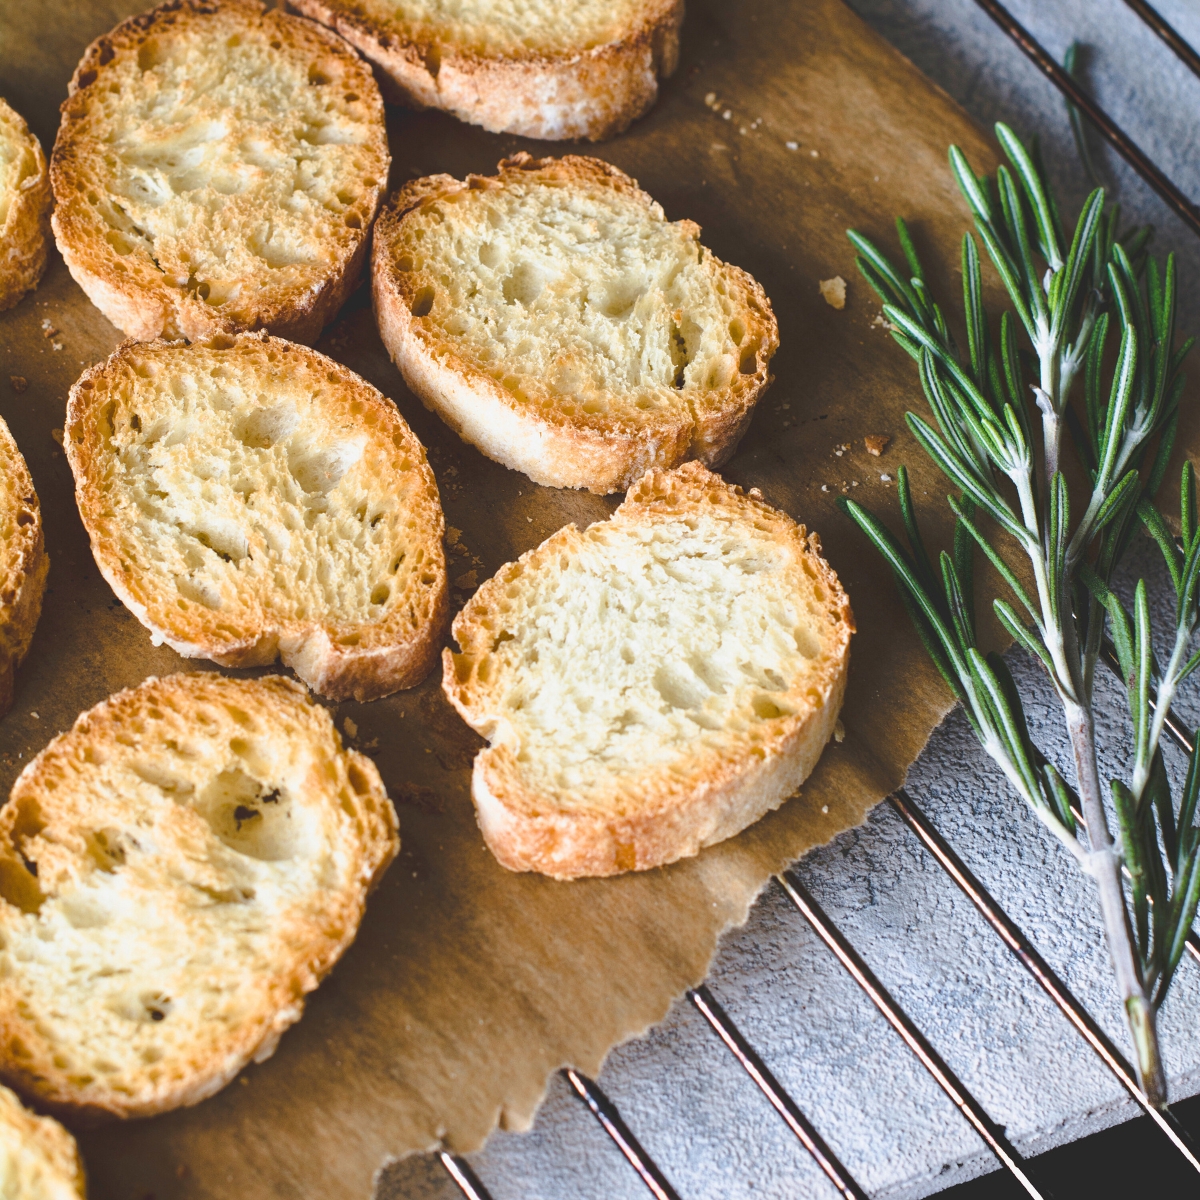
left=374, top=154, right=779, bottom=495
left=0, top=416, right=48, bottom=719
left=50, top=0, right=389, bottom=344
left=0, top=1085, right=85, bottom=1199
left=0, top=99, right=52, bottom=313
left=287, top=0, right=682, bottom=141
left=0, top=672, right=397, bottom=1118
left=443, top=462, right=854, bottom=879
left=66, top=333, right=448, bottom=702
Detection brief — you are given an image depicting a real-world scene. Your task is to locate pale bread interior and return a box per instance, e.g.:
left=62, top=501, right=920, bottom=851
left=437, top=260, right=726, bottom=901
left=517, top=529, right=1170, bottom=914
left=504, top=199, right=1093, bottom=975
left=66, top=334, right=446, bottom=700
left=0, top=674, right=396, bottom=1118
left=0, top=100, right=40, bottom=232
left=446, top=464, right=851, bottom=823
left=344, top=0, right=664, bottom=57
left=385, top=158, right=775, bottom=446
left=52, top=0, right=387, bottom=339
left=0, top=1085, right=83, bottom=1200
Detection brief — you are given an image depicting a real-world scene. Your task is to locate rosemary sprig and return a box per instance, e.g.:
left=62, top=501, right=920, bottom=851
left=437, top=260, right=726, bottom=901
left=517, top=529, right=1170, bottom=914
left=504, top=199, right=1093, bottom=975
left=843, top=122, right=1198, bottom=1107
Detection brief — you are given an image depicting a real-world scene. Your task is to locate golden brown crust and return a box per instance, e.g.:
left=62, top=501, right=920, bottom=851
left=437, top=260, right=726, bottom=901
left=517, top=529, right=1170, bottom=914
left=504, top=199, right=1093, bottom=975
left=0, top=99, right=52, bottom=314
left=373, top=155, right=778, bottom=495
left=0, top=417, right=47, bottom=721
left=443, top=462, right=854, bottom=878
left=286, top=0, right=683, bottom=141
left=0, top=673, right=398, bottom=1119
left=0, top=1084, right=86, bottom=1197
left=65, top=333, right=448, bottom=702
left=50, top=0, right=389, bottom=344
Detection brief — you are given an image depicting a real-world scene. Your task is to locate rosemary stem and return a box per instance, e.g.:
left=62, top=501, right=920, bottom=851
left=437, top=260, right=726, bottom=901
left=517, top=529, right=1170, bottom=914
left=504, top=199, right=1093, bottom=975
left=1066, top=700, right=1167, bottom=1105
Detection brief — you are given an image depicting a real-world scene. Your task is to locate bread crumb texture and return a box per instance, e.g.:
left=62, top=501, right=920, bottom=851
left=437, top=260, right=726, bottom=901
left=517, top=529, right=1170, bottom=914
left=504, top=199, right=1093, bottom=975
left=374, top=155, right=779, bottom=494
left=65, top=333, right=447, bottom=701
left=0, top=416, right=48, bottom=721
left=0, top=1084, right=85, bottom=1199
left=290, top=0, right=683, bottom=140
left=444, top=462, right=854, bottom=878
left=0, top=98, right=52, bottom=313
left=0, top=673, right=397, bottom=1118
left=50, top=0, right=389, bottom=343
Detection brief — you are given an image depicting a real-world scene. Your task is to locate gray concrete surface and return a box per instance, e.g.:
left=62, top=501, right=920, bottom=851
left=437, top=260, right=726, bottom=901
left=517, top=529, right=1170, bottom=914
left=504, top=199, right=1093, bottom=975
left=379, top=2, right=1200, bottom=1196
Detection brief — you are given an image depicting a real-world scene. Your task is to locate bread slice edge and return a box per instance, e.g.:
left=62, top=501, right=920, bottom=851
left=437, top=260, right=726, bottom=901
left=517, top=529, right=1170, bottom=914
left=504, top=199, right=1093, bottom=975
left=0, top=100, right=52, bottom=313
left=287, top=0, right=684, bottom=141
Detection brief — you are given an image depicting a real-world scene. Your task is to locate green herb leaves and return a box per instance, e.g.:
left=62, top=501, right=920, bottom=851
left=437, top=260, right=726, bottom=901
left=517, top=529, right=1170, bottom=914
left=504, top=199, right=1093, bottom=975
left=844, top=121, right=1195, bottom=1107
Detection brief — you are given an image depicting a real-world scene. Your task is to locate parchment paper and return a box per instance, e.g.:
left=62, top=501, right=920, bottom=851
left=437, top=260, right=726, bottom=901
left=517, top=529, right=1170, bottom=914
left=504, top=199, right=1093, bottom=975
left=0, top=0, right=1119, bottom=1196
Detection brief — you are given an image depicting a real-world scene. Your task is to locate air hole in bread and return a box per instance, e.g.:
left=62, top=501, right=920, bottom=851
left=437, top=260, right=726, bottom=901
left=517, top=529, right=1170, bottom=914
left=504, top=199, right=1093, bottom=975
left=410, top=286, right=434, bottom=317
left=739, top=341, right=761, bottom=375
left=728, top=317, right=746, bottom=345
left=370, top=583, right=389, bottom=605
left=195, top=769, right=299, bottom=861
left=137, top=38, right=163, bottom=71
left=308, top=65, right=331, bottom=86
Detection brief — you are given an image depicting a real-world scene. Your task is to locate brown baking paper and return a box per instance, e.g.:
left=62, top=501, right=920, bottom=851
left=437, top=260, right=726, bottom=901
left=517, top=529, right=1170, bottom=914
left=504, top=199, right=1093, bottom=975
left=5, top=0, right=1178, bottom=1196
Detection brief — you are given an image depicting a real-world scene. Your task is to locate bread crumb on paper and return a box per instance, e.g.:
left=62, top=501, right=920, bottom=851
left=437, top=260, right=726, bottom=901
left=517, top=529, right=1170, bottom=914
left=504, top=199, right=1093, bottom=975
left=785, top=140, right=798, bottom=150
left=454, top=570, right=478, bottom=590
left=9, top=376, right=26, bottom=393
left=819, top=276, right=846, bottom=310
left=864, top=435, right=889, bottom=456
left=50, top=428, right=63, bottom=445
left=834, top=720, right=845, bottom=743
left=343, top=717, right=358, bottom=739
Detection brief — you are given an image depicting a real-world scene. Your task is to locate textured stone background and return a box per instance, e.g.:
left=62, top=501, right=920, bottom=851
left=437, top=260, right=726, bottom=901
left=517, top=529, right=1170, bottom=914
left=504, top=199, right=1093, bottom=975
left=380, top=2, right=1200, bottom=1196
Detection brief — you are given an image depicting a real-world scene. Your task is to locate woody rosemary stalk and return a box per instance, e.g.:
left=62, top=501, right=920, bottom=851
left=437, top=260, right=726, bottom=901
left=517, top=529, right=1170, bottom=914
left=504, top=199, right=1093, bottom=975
left=842, top=122, right=1200, bottom=1107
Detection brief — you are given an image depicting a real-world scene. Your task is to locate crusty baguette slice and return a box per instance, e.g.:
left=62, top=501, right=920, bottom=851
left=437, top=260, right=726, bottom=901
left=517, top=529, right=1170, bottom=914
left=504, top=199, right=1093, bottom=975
left=66, top=332, right=448, bottom=702
left=287, top=0, right=682, bottom=141
left=0, top=1085, right=85, bottom=1199
left=50, top=0, right=389, bottom=344
left=0, top=98, right=52, bottom=313
left=443, top=462, right=854, bottom=879
left=0, top=672, right=397, bottom=1119
left=374, top=154, right=779, bottom=495
left=0, top=415, right=48, bottom=719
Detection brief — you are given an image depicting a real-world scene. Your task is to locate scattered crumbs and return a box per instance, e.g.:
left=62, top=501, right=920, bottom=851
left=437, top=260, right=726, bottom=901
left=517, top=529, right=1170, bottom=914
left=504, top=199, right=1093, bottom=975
left=851, top=480, right=859, bottom=487
left=52, top=343, right=63, bottom=351
left=393, top=781, right=441, bottom=813
left=834, top=720, right=845, bottom=743
left=722, top=109, right=732, bottom=120
left=704, top=91, right=717, bottom=106
left=819, top=276, right=847, bottom=310
left=29, top=712, right=38, bottom=720
left=454, top=569, right=478, bottom=590
left=711, top=142, right=729, bottom=152
left=240, top=1077, right=249, bottom=1086
left=834, top=448, right=844, bottom=457
left=443, top=464, right=458, bottom=477
left=739, top=126, right=748, bottom=135
left=9, top=376, right=26, bottom=393
left=822, top=804, right=830, bottom=814
left=527, top=516, right=533, bottom=522
left=820, top=484, right=829, bottom=492
left=810, top=149, right=819, bottom=158
left=445, top=525, right=462, bottom=545
left=750, top=118, right=762, bottom=129
left=870, top=312, right=896, bottom=331
left=51, top=428, right=64, bottom=445
left=785, top=140, right=798, bottom=150
left=881, top=473, right=893, bottom=482
left=781, top=402, right=790, bottom=410
left=343, top=716, right=358, bottom=739
left=874, top=175, right=880, bottom=182
left=40, top=318, right=58, bottom=338
left=865, top=434, right=889, bottom=456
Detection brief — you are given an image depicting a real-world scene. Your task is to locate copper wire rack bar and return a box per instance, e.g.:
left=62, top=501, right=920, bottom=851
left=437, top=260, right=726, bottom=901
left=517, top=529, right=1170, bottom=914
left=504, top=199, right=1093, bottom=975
left=438, top=1152, right=494, bottom=1200
left=972, top=0, right=1200, bottom=238
left=776, top=870, right=1052, bottom=1199
left=688, top=984, right=870, bottom=1200
left=1122, top=0, right=1200, bottom=79
left=889, top=787, right=1200, bottom=1170
left=563, top=1068, right=684, bottom=1200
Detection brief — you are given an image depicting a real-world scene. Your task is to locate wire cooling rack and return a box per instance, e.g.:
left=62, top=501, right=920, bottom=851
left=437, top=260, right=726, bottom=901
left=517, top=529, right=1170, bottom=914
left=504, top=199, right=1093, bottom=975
left=430, top=4, right=1200, bottom=1197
